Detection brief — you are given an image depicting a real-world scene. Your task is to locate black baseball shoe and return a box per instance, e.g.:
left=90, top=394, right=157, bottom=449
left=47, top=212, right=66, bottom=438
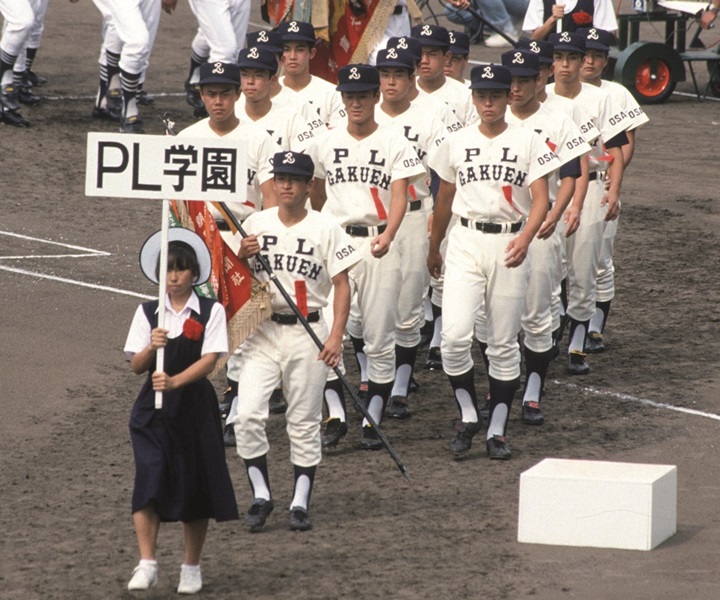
left=24, top=70, right=47, bottom=87
left=386, top=395, right=410, bottom=419
left=269, top=388, right=288, bottom=414
left=521, top=401, right=544, bottom=425
left=359, top=425, right=383, bottom=451
left=185, top=80, right=204, bottom=110
left=289, top=507, right=312, bottom=531
left=567, top=351, right=590, bottom=375
left=486, top=435, right=512, bottom=460
left=17, top=85, right=40, bottom=105
left=136, top=89, right=155, bottom=105
left=121, top=115, right=144, bottom=133
left=585, top=331, right=606, bottom=354
left=1, top=106, right=30, bottom=127
left=449, top=420, right=482, bottom=457
left=91, top=105, right=121, bottom=122
left=245, top=499, right=274, bottom=532
left=106, top=88, right=122, bottom=115
left=409, top=376, right=420, bottom=393
left=223, top=423, right=236, bottom=447
left=0, top=84, right=21, bottom=111
left=321, top=418, right=348, bottom=448
left=425, top=347, right=442, bottom=370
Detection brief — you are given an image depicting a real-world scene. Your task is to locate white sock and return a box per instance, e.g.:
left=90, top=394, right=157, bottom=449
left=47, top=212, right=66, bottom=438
left=523, top=373, right=541, bottom=404
left=290, top=474, right=311, bottom=510
left=324, top=388, right=345, bottom=421
left=248, top=466, right=271, bottom=500
left=487, top=403, right=508, bottom=439
left=589, top=306, right=604, bottom=334
left=362, top=395, right=384, bottom=426
left=455, top=388, right=478, bottom=423
left=391, top=363, right=412, bottom=397
left=356, top=352, right=368, bottom=382
left=430, top=316, right=443, bottom=348
left=569, top=323, right=586, bottom=353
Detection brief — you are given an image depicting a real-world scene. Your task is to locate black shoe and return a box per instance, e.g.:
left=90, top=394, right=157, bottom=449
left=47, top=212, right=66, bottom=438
left=585, top=331, right=606, bottom=354
left=425, top=347, right=442, bottom=371
left=136, top=89, right=155, bottom=105
left=479, top=393, right=491, bottom=420
left=521, top=401, right=544, bottom=425
left=449, top=420, right=482, bottom=457
left=567, top=351, right=590, bottom=375
left=106, top=88, right=122, bottom=114
left=289, top=506, right=312, bottom=531
left=17, top=86, right=40, bottom=105
left=486, top=435, right=512, bottom=460
left=269, top=388, right=288, bottom=414
left=0, top=107, right=30, bottom=127
left=223, top=423, right=236, bottom=447
left=359, top=425, right=383, bottom=451
left=120, top=115, right=144, bottom=133
left=386, top=395, right=410, bottom=419
left=245, top=499, right=274, bottom=532
left=321, top=418, right=348, bottom=448
left=91, top=105, right=121, bottom=122
left=185, top=80, right=204, bottom=109
left=25, top=70, right=47, bottom=87
left=0, top=84, right=21, bottom=111
left=409, top=376, right=420, bottom=393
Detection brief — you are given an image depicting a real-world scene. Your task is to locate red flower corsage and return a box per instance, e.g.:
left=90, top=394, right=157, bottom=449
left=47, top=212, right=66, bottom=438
left=572, top=11, right=593, bottom=26
left=183, top=318, right=204, bottom=341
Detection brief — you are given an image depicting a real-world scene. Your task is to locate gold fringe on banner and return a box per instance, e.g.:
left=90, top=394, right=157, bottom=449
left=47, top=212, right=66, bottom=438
left=350, top=1, right=397, bottom=64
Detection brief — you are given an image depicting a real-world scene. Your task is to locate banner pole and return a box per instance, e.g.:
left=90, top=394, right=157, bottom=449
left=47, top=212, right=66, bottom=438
left=154, top=199, right=170, bottom=409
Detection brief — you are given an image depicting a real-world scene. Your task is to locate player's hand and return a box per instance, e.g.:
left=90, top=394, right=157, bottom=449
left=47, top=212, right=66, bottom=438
left=370, top=232, right=391, bottom=258
left=552, top=5, right=565, bottom=19
left=152, top=371, right=176, bottom=391
left=602, top=191, right=621, bottom=221
left=537, top=211, right=559, bottom=240
left=563, top=203, right=581, bottom=237
left=318, top=335, right=343, bottom=368
left=162, top=0, right=178, bottom=14
left=149, top=327, right=169, bottom=350
left=448, top=0, right=471, bottom=8
left=427, top=248, right=443, bottom=279
left=505, top=236, right=530, bottom=268
left=239, top=234, right=260, bottom=259
left=701, top=9, right=717, bottom=29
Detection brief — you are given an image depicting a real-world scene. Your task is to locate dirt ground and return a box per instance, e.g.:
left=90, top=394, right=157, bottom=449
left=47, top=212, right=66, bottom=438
left=1, top=2, right=720, bottom=599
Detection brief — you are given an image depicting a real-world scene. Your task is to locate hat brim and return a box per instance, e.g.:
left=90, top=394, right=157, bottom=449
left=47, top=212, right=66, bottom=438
left=272, top=166, right=313, bottom=177
left=469, top=82, right=511, bottom=90
left=553, top=43, right=585, bottom=54
left=139, top=228, right=212, bottom=286
left=506, top=67, right=539, bottom=77
left=584, top=41, right=609, bottom=52
left=237, top=60, right=276, bottom=72
left=198, top=75, right=239, bottom=87
left=281, top=33, right=315, bottom=44
left=449, top=45, right=470, bottom=56
left=375, top=59, right=415, bottom=70
left=336, top=82, right=380, bottom=92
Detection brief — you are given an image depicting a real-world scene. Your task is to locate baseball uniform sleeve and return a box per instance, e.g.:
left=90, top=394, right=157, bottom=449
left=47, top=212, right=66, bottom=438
left=391, top=136, right=426, bottom=182
left=323, top=218, right=362, bottom=278
left=527, top=130, right=562, bottom=183
left=428, top=135, right=456, bottom=184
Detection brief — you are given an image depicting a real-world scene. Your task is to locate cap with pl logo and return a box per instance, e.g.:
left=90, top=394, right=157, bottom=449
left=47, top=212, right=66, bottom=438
left=387, top=36, right=422, bottom=63
left=197, top=61, right=240, bottom=86
left=336, top=64, right=380, bottom=92
left=271, top=151, right=315, bottom=178
left=501, top=50, right=540, bottom=77
left=278, top=20, right=316, bottom=44
left=247, top=30, right=284, bottom=55
left=449, top=30, right=470, bottom=56
left=375, top=47, right=416, bottom=70
left=549, top=31, right=586, bottom=54
left=514, top=38, right=553, bottom=64
left=576, top=27, right=612, bottom=52
left=469, top=64, right=511, bottom=90
left=410, top=23, right=450, bottom=48
left=237, top=46, right=279, bottom=74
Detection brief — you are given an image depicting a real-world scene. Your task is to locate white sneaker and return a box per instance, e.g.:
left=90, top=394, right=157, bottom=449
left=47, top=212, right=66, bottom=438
left=127, top=560, right=158, bottom=591
left=484, top=30, right=515, bottom=48
left=177, top=564, right=202, bottom=595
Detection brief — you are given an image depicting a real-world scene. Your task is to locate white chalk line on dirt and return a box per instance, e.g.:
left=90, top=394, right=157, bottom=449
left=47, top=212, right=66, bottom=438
left=0, top=230, right=111, bottom=255
left=553, top=380, right=720, bottom=422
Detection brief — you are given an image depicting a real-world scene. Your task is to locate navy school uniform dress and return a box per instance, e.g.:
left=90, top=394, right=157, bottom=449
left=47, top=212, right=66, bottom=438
left=129, top=297, right=238, bottom=522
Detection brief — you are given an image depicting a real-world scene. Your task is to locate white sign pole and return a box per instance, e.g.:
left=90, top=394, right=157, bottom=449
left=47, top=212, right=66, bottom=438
left=557, top=2, right=564, bottom=33
left=154, top=199, right=170, bottom=409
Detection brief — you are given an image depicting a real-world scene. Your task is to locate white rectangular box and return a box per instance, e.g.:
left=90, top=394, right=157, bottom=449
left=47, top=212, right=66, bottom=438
left=518, top=458, right=677, bottom=551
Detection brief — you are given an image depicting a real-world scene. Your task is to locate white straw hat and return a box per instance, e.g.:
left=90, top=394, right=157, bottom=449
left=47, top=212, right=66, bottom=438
left=139, top=227, right=212, bottom=285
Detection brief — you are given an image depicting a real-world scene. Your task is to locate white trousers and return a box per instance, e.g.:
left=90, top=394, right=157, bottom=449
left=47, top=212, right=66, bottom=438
left=0, top=0, right=35, bottom=57
left=100, top=0, right=160, bottom=75
left=189, top=0, right=251, bottom=63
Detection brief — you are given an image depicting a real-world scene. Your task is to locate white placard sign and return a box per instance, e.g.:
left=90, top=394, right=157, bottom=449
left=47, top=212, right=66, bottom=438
left=85, top=132, right=247, bottom=201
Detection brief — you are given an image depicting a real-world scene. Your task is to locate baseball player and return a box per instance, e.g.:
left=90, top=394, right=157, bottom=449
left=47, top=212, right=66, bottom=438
left=578, top=27, right=648, bottom=353
left=0, top=0, right=38, bottom=125
left=547, top=31, right=630, bottom=374
left=427, top=63, right=559, bottom=459
left=230, top=151, right=360, bottom=532
left=184, top=0, right=250, bottom=117
left=444, top=30, right=471, bottom=86
left=305, top=64, right=425, bottom=450
left=236, top=46, right=316, bottom=152
left=496, top=49, right=591, bottom=425
left=277, top=21, right=346, bottom=128
left=4, top=0, right=48, bottom=107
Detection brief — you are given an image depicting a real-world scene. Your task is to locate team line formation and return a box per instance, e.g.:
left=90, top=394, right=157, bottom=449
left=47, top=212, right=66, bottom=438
left=2, top=2, right=652, bottom=594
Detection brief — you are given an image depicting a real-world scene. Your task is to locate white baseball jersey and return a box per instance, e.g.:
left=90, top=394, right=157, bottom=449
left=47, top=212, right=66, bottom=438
left=178, top=118, right=279, bottom=219
left=375, top=103, right=447, bottom=205
left=410, top=91, right=464, bottom=134
left=242, top=208, right=361, bottom=312
left=279, top=74, right=346, bottom=127
left=542, top=92, right=601, bottom=146
left=237, top=102, right=316, bottom=152
left=599, top=80, right=649, bottom=131
left=305, top=127, right=426, bottom=227
left=416, top=76, right=475, bottom=127
left=429, top=124, right=561, bottom=223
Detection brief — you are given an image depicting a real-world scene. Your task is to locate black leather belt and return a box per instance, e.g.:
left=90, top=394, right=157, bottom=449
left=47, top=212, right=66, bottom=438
left=589, top=171, right=606, bottom=181
left=345, top=223, right=387, bottom=237
left=460, top=217, right=523, bottom=234
left=393, top=4, right=405, bottom=14
left=409, top=200, right=422, bottom=212
left=271, top=311, right=320, bottom=325
left=215, top=218, right=231, bottom=231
